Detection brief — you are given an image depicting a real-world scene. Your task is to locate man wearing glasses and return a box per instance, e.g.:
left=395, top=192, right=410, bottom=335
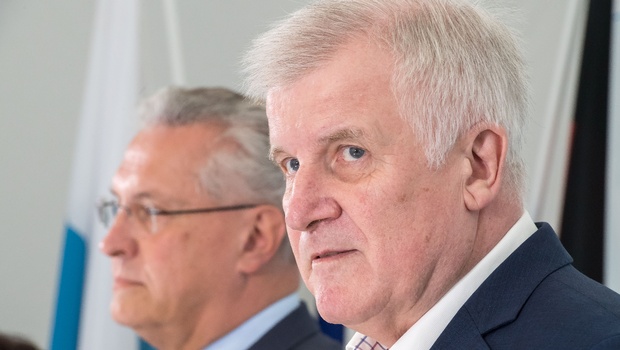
left=97, top=87, right=341, bottom=350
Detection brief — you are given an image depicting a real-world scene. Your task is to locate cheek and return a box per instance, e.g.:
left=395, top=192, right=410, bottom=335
left=359, top=173, right=444, bottom=252
left=286, top=230, right=303, bottom=264
left=282, top=181, right=294, bottom=211
left=358, top=176, right=418, bottom=224
left=141, top=235, right=189, bottom=293
left=143, top=231, right=215, bottom=289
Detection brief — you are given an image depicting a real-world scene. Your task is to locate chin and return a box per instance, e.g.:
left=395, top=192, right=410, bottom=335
left=110, top=302, right=133, bottom=326
left=110, top=296, right=147, bottom=328
left=313, top=284, right=356, bottom=325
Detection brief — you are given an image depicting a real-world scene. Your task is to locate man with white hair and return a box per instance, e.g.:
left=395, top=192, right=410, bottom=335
left=243, top=0, right=620, bottom=349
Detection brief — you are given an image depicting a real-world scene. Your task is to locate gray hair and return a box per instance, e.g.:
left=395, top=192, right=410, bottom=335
left=243, top=0, right=530, bottom=198
left=138, top=87, right=286, bottom=209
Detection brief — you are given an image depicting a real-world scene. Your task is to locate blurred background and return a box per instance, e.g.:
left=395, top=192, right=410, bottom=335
left=0, top=0, right=618, bottom=349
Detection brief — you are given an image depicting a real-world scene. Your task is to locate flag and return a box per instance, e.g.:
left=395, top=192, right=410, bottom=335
left=525, top=0, right=589, bottom=231
left=606, top=0, right=620, bottom=293
left=560, top=0, right=611, bottom=284
left=49, top=0, right=140, bottom=349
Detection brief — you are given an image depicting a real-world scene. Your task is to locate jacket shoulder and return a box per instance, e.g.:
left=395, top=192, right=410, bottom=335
left=486, top=264, right=620, bottom=349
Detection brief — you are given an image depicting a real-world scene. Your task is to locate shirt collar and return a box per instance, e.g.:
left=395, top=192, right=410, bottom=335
left=204, top=293, right=300, bottom=350
left=347, top=211, right=537, bottom=350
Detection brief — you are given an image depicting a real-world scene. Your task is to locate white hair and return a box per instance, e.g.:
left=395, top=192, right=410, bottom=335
left=243, top=0, right=530, bottom=198
left=138, top=86, right=286, bottom=208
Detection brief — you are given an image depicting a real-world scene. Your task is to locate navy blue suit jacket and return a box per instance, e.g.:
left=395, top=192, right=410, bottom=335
left=248, top=302, right=342, bottom=350
left=432, top=223, right=620, bottom=349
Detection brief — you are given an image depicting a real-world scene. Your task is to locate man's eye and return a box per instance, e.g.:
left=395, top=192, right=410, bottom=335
left=143, top=206, right=160, bottom=215
left=342, top=146, right=366, bottom=161
left=284, top=158, right=300, bottom=173
left=136, top=204, right=161, bottom=218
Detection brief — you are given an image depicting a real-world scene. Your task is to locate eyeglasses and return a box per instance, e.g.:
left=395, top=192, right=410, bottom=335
left=97, top=199, right=259, bottom=234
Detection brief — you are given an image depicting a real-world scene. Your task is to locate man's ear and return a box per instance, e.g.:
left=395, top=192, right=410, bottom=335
left=463, top=126, right=507, bottom=212
left=237, top=205, right=287, bottom=274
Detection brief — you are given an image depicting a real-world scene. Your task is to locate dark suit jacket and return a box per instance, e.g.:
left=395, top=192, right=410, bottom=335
left=432, top=223, right=620, bottom=349
left=249, top=302, right=342, bottom=350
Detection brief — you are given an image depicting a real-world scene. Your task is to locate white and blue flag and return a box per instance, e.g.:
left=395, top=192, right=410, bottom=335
left=49, top=0, right=141, bottom=349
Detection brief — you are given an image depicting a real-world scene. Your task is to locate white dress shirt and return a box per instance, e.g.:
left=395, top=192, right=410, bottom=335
left=347, top=211, right=538, bottom=350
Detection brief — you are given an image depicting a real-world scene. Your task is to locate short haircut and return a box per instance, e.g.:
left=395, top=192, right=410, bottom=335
left=138, top=87, right=285, bottom=209
left=243, top=0, right=530, bottom=198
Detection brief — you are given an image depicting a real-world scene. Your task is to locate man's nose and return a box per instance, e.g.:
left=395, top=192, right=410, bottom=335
left=283, top=166, right=342, bottom=232
left=99, top=211, right=138, bottom=258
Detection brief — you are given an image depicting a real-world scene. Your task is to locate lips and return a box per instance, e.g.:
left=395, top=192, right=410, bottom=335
left=312, top=249, right=355, bottom=261
left=113, top=276, right=142, bottom=290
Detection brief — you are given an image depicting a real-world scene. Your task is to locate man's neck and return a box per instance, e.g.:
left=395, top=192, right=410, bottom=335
left=346, top=200, right=525, bottom=347
left=139, top=279, right=300, bottom=350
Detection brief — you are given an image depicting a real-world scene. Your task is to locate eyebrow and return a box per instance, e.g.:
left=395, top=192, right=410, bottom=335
left=109, top=188, right=157, bottom=203
left=269, top=127, right=367, bottom=162
left=318, top=128, right=366, bottom=144
left=268, top=147, right=285, bottom=163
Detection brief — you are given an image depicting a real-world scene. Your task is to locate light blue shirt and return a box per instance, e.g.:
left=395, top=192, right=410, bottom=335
left=203, top=293, right=300, bottom=350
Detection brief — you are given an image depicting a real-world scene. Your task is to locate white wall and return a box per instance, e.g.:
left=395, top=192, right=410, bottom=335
left=0, top=0, right=592, bottom=348
left=0, top=1, right=93, bottom=347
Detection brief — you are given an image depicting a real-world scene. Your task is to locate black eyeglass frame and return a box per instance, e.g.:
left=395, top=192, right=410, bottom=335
left=97, top=200, right=260, bottom=231
left=138, top=203, right=259, bottom=216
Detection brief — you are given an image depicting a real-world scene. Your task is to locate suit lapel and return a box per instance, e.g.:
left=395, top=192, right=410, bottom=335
left=248, top=302, right=319, bottom=350
left=430, top=309, right=490, bottom=349
left=432, top=223, right=573, bottom=348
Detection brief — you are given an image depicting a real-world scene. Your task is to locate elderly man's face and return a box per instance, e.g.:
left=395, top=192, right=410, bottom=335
left=267, top=39, right=476, bottom=336
left=100, top=124, right=253, bottom=333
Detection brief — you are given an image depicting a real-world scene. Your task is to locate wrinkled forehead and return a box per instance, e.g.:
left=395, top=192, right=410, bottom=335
left=265, top=41, right=407, bottom=156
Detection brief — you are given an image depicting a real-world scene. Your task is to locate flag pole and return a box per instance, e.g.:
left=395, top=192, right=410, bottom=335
left=606, top=0, right=620, bottom=293
left=162, top=0, right=186, bottom=85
